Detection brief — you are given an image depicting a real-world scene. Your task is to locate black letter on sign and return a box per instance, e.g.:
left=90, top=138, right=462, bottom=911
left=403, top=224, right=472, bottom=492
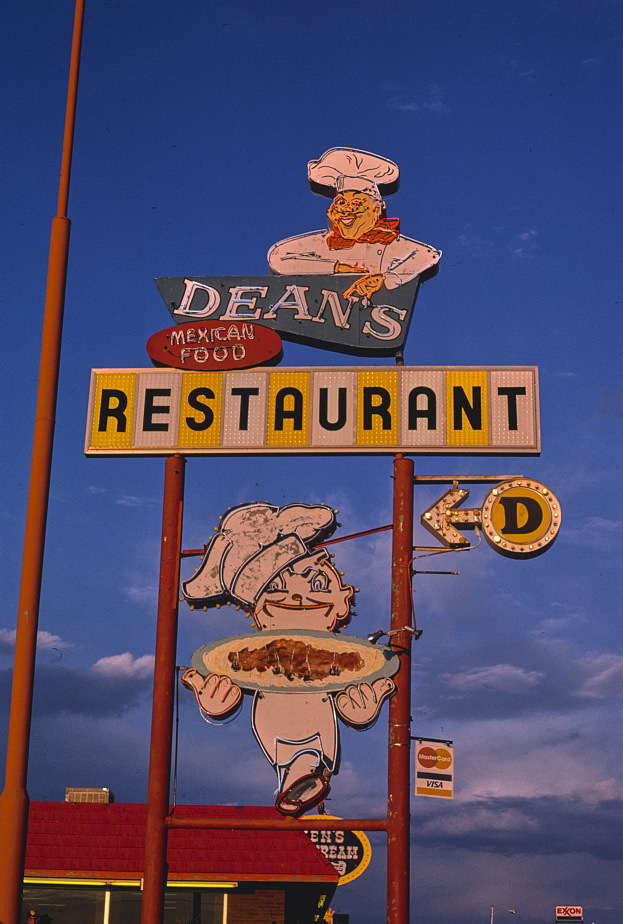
left=98, top=389, right=128, bottom=432
left=407, top=386, right=437, bottom=431
left=453, top=386, right=482, bottom=431
left=274, top=388, right=303, bottom=431
left=186, top=387, right=215, bottom=431
left=143, top=388, right=171, bottom=432
left=231, top=387, right=259, bottom=431
left=319, top=387, right=347, bottom=431
left=498, top=496, right=543, bottom=534
left=497, top=386, right=526, bottom=431
left=363, top=387, right=392, bottom=430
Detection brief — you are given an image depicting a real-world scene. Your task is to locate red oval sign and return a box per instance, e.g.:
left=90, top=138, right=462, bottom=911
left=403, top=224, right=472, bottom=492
left=147, top=321, right=283, bottom=371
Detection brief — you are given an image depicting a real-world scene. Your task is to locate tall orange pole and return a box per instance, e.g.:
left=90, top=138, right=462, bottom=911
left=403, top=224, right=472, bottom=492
left=387, top=455, right=414, bottom=924
left=0, top=3, right=85, bottom=922
left=141, top=455, right=186, bottom=924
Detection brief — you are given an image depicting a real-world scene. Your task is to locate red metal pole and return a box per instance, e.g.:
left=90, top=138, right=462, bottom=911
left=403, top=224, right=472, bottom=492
left=166, top=816, right=389, bottom=832
left=387, top=455, right=414, bottom=924
left=141, top=455, right=186, bottom=924
left=0, top=5, right=84, bottom=922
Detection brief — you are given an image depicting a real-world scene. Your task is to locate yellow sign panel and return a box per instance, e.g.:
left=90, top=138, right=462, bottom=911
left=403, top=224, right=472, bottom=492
left=445, top=369, right=489, bottom=446
left=266, top=370, right=311, bottom=447
left=85, top=366, right=540, bottom=456
left=89, top=372, right=136, bottom=450
left=356, top=369, right=399, bottom=446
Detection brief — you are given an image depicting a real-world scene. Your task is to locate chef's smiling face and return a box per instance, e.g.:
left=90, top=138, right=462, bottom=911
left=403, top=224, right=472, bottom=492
left=254, top=553, right=353, bottom=632
left=327, top=190, right=381, bottom=240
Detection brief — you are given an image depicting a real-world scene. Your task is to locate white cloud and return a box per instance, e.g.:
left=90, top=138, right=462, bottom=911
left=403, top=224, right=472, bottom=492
left=388, top=84, right=446, bottom=114
left=576, top=653, right=623, bottom=699
left=115, top=495, right=158, bottom=508
left=37, top=631, right=72, bottom=650
left=450, top=709, right=623, bottom=801
left=584, top=516, right=622, bottom=532
left=441, top=663, right=545, bottom=693
left=91, top=652, right=154, bottom=679
left=123, top=584, right=158, bottom=606
left=457, top=231, right=492, bottom=255
left=562, top=515, right=623, bottom=548
left=0, top=629, right=71, bottom=650
left=510, top=229, right=538, bottom=258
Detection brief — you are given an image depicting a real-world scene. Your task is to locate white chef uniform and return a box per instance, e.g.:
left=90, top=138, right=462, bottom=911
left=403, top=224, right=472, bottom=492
left=267, top=147, right=440, bottom=288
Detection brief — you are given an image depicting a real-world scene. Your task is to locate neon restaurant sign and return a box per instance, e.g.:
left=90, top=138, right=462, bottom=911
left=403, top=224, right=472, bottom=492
left=85, top=365, right=539, bottom=456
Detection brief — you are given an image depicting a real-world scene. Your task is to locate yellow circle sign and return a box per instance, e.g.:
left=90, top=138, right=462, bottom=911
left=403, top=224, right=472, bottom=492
left=305, top=815, right=372, bottom=885
left=481, top=479, right=561, bottom=558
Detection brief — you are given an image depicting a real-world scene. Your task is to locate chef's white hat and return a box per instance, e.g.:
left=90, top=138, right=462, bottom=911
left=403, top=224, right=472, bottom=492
left=308, top=147, right=399, bottom=199
left=183, top=502, right=337, bottom=608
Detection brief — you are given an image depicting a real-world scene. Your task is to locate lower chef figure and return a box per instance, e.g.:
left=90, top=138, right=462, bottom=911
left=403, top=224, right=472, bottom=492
left=181, top=502, right=397, bottom=816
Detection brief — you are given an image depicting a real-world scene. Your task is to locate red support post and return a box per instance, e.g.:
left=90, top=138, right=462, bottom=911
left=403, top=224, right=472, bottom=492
left=387, top=455, right=414, bottom=924
left=141, top=455, right=186, bottom=924
left=0, top=7, right=85, bottom=921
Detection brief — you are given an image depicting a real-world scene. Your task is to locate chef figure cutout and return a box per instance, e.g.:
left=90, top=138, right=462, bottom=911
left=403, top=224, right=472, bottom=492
left=268, top=147, right=441, bottom=299
left=182, top=502, right=399, bottom=816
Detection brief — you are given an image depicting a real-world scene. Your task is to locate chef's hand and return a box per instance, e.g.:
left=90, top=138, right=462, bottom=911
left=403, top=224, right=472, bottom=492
left=334, top=677, right=395, bottom=727
left=181, top=668, right=242, bottom=718
left=343, top=273, right=384, bottom=299
left=335, top=261, right=369, bottom=274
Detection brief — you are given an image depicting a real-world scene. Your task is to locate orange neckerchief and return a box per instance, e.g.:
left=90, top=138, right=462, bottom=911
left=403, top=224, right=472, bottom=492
left=327, top=217, right=400, bottom=250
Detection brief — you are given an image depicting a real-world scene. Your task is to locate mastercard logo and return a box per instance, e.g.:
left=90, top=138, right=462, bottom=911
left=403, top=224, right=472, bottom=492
left=417, top=746, right=452, bottom=770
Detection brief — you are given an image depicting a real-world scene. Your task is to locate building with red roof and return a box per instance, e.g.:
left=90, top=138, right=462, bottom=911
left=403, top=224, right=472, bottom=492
left=23, top=798, right=338, bottom=924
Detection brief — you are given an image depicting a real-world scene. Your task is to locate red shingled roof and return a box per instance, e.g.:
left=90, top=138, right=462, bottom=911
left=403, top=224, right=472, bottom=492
left=25, top=802, right=338, bottom=884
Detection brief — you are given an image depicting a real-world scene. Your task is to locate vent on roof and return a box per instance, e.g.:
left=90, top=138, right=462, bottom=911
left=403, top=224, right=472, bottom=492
left=65, top=787, right=114, bottom=804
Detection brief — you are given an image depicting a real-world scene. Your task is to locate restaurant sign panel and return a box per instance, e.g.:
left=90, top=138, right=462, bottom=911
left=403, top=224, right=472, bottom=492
left=85, top=366, right=539, bottom=456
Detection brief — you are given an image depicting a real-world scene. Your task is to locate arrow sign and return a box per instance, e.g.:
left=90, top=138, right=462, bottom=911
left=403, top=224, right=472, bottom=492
left=420, top=487, right=482, bottom=547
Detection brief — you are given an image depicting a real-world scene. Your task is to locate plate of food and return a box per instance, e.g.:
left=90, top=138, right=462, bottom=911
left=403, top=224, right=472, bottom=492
left=190, top=629, right=400, bottom=694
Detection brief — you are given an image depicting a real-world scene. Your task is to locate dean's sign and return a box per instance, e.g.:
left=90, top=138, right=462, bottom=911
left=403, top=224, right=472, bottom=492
left=155, top=274, right=423, bottom=356
left=156, top=147, right=441, bottom=356
left=85, top=365, right=540, bottom=456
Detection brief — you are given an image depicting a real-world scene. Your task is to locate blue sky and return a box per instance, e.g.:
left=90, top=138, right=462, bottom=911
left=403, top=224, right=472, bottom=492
left=1, top=1, right=622, bottom=923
